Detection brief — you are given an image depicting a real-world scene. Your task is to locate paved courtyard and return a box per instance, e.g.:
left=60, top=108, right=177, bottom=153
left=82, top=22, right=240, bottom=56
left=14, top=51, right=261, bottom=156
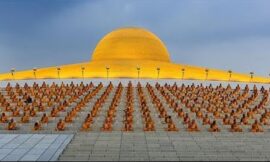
left=0, top=132, right=269, bottom=161
left=0, top=134, right=73, bottom=161
left=1, top=79, right=270, bottom=161
left=59, top=132, right=270, bottom=161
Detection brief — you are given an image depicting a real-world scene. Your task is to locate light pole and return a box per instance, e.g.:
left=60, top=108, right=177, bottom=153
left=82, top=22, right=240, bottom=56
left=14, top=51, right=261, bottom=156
left=106, top=66, right=110, bottom=80
left=57, top=67, right=61, bottom=79
left=81, top=67, right=85, bottom=79
left=11, top=68, right=15, bottom=80
left=157, top=67, right=160, bottom=79
left=250, top=72, right=254, bottom=82
left=205, top=69, right=209, bottom=80
left=137, top=66, right=141, bottom=79
left=33, top=68, right=37, bottom=80
left=228, top=70, right=232, bottom=81
left=181, top=68, right=185, bottom=80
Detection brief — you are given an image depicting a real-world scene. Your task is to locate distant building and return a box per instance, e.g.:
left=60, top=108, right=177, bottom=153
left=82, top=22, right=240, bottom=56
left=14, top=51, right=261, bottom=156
left=0, top=27, right=268, bottom=83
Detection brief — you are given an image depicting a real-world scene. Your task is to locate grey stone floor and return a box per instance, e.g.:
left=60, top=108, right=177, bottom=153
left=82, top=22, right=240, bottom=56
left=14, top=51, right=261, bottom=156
left=0, top=134, right=73, bottom=161
left=59, top=132, right=270, bottom=161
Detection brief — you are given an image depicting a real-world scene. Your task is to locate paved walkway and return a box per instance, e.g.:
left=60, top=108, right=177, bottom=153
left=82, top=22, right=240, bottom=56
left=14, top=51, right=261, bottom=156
left=0, top=134, right=73, bottom=161
left=59, top=132, right=270, bottom=161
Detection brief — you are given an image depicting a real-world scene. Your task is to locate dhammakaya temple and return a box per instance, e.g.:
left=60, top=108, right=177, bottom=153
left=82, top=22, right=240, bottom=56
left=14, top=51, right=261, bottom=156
left=1, top=27, right=270, bottom=161
left=0, top=27, right=269, bottom=83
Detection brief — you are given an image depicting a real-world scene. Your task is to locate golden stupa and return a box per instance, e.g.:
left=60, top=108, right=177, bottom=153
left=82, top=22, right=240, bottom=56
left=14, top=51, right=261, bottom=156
left=0, top=27, right=269, bottom=83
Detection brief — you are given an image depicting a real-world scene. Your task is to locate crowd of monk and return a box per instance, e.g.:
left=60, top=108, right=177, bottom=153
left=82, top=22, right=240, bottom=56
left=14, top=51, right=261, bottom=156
left=0, top=82, right=93, bottom=131
left=0, top=81, right=269, bottom=132
left=81, top=83, right=112, bottom=131
left=160, top=83, right=268, bottom=132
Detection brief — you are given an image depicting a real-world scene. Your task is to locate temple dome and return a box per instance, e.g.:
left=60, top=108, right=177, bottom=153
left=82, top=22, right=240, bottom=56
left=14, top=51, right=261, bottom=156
left=91, top=27, right=171, bottom=62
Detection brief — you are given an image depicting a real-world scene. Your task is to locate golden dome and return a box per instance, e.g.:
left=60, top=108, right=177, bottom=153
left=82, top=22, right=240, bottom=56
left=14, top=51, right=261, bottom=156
left=1, top=26, right=269, bottom=84
left=91, top=27, right=171, bottom=62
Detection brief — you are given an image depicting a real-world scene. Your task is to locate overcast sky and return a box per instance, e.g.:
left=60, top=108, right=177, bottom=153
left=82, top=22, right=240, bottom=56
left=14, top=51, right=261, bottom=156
left=0, top=0, right=270, bottom=76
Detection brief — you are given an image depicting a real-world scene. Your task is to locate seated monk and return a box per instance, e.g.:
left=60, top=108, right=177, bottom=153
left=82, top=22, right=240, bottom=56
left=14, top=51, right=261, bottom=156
left=33, top=122, right=41, bottom=131
left=165, top=116, right=173, bottom=124
left=64, top=113, right=73, bottom=123
left=40, top=113, right=49, bottom=123
left=75, top=105, right=81, bottom=111
left=5, top=105, right=12, bottom=112
left=7, top=118, right=16, bottom=130
left=21, top=112, right=29, bottom=123
left=124, top=115, right=133, bottom=123
left=166, top=120, right=178, bottom=131
left=223, top=114, right=231, bottom=125
left=236, top=108, right=243, bottom=115
left=122, top=123, right=133, bottom=131
left=47, top=100, right=53, bottom=107
left=142, top=109, right=150, bottom=117
left=173, top=105, right=179, bottom=112
left=251, top=120, right=263, bottom=132
left=187, top=119, right=200, bottom=132
left=105, top=116, right=114, bottom=123
left=50, top=107, right=58, bottom=117
left=23, top=105, right=30, bottom=111
left=196, top=110, right=203, bottom=119
left=230, top=110, right=237, bottom=118
left=144, top=118, right=155, bottom=131
left=190, top=107, right=196, bottom=113
left=70, top=108, right=77, bottom=117
left=207, top=106, right=213, bottom=112
left=125, top=107, right=134, bottom=114
left=63, top=100, right=69, bottom=107
left=240, top=114, right=249, bottom=125
left=30, top=108, right=36, bottom=117
left=0, top=113, right=8, bottom=123
left=12, top=107, right=20, bottom=117
left=222, top=107, right=230, bottom=113
left=260, top=115, right=269, bottom=125
left=57, top=104, right=65, bottom=111
left=17, top=99, right=23, bottom=107
left=177, top=108, right=184, bottom=118
left=247, top=110, right=254, bottom=119
left=159, top=108, right=167, bottom=118
left=81, top=121, right=91, bottom=131
left=202, top=114, right=211, bottom=125
left=208, top=120, right=220, bottom=132
left=213, top=110, right=221, bottom=119
left=55, top=119, right=65, bottom=131
left=183, top=113, right=190, bottom=124
left=38, top=103, right=45, bottom=111
left=107, top=109, right=116, bottom=118
left=90, top=108, right=98, bottom=117
left=85, top=114, right=93, bottom=123
left=101, top=122, right=112, bottom=131
left=264, top=109, right=270, bottom=118
left=230, top=119, right=242, bottom=132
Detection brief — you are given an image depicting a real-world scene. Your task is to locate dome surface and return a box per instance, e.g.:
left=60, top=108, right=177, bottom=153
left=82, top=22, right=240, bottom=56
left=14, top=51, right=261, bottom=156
left=91, top=27, right=171, bottom=62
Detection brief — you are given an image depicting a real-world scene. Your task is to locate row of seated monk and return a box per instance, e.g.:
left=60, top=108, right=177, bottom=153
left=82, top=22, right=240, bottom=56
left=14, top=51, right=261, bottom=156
left=1, top=108, right=263, bottom=132
left=0, top=81, right=269, bottom=132
left=122, top=82, right=134, bottom=131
